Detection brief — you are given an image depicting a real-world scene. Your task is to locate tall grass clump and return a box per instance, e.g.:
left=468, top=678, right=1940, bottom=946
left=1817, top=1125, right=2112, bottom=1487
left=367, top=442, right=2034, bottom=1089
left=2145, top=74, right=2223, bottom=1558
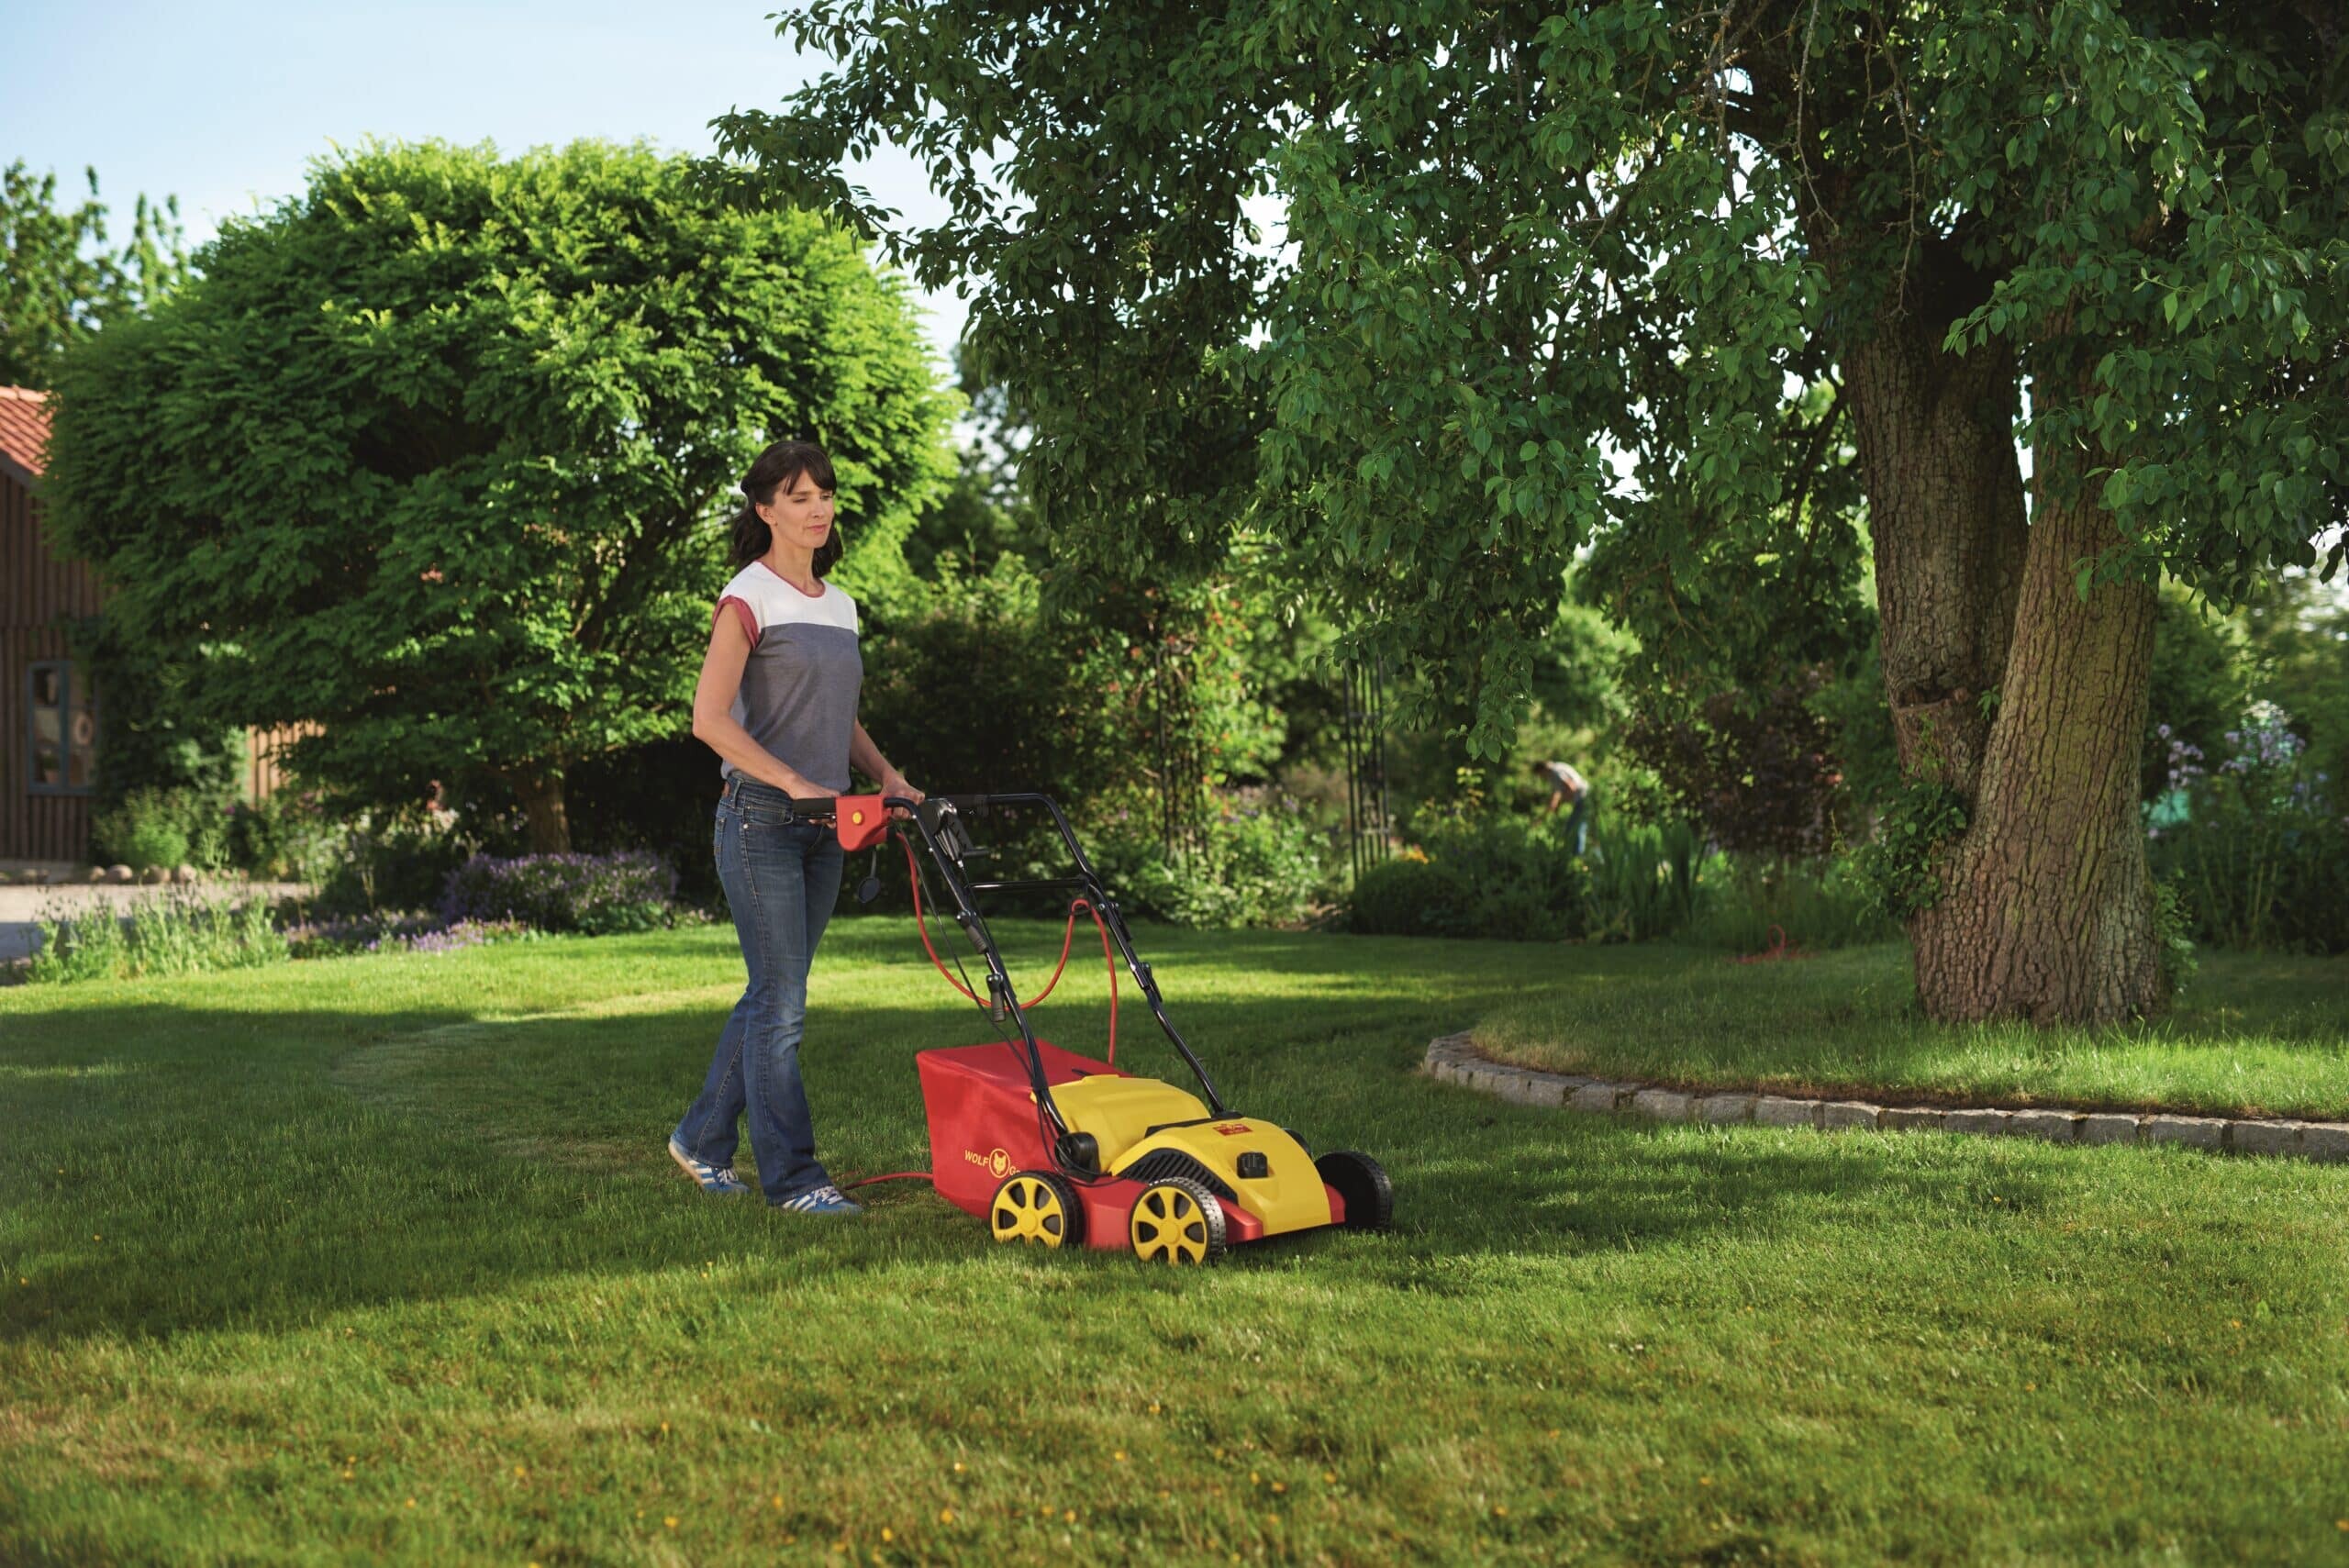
left=1580, top=820, right=1707, bottom=942
left=1689, top=853, right=1897, bottom=952
left=29, top=892, right=289, bottom=984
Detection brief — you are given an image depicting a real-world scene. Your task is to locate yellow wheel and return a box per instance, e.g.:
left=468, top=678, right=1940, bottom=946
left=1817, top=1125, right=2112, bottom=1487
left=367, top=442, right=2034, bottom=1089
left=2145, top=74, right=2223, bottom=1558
left=990, top=1171, right=1081, bottom=1249
left=1128, top=1177, right=1226, bottom=1264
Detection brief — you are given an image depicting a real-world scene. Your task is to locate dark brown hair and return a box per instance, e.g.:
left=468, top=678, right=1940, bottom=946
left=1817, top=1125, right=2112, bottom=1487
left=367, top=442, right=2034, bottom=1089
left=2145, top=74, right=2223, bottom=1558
left=729, top=440, right=842, bottom=574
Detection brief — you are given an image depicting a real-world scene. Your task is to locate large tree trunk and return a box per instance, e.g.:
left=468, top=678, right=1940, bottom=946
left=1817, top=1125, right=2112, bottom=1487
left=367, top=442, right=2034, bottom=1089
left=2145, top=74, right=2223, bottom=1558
left=509, top=768, right=573, bottom=855
left=1842, top=310, right=2029, bottom=800
left=1912, top=481, right=2165, bottom=1022
left=1835, top=265, right=2163, bottom=1023
left=1761, top=45, right=2165, bottom=1024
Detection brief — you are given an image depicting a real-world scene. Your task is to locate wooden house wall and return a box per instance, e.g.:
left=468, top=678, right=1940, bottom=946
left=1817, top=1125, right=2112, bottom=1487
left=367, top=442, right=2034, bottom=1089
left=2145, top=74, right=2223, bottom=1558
left=1, top=467, right=105, bottom=861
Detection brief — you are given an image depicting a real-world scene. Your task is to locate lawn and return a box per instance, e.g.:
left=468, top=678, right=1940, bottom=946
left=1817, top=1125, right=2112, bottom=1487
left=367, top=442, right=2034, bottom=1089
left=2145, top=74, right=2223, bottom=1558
left=4, top=923, right=2347, bottom=1565
left=1473, top=943, right=2349, bottom=1119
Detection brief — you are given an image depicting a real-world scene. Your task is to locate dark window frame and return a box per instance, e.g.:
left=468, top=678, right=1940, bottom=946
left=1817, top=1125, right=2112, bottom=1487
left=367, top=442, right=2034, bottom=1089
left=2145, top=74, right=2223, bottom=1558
left=27, top=659, right=96, bottom=797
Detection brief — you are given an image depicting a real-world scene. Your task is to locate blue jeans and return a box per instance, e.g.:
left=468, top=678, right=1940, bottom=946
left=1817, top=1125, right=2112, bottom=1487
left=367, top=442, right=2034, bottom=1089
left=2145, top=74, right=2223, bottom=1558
left=673, top=776, right=845, bottom=1204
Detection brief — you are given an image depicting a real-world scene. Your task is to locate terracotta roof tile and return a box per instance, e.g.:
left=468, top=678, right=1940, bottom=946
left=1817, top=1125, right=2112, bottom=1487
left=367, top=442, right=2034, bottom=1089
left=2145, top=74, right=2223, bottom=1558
left=0, top=386, right=50, bottom=480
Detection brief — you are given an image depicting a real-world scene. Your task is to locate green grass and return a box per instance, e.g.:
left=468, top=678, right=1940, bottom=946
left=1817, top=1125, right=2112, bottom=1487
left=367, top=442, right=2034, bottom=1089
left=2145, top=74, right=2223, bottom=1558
left=1474, top=943, right=2349, bottom=1120
left=4, top=922, right=2348, bottom=1565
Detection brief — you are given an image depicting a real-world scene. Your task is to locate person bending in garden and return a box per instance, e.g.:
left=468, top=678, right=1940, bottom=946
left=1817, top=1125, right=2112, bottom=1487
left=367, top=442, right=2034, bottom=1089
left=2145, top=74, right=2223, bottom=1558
left=1535, top=758, right=1594, bottom=856
left=669, top=439, right=922, bottom=1217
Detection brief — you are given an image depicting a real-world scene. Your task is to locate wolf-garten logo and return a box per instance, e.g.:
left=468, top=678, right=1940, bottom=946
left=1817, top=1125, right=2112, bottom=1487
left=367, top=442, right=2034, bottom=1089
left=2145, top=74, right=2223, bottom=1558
left=964, top=1146, right=1012, bottom=1179
left=1214, top=1123, right=1251, bottom=1136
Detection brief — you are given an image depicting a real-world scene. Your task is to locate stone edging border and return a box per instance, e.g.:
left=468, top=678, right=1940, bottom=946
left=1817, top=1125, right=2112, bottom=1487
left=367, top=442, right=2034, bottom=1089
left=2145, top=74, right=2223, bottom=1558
left=1422, top=1033, right=2349, bottom=1164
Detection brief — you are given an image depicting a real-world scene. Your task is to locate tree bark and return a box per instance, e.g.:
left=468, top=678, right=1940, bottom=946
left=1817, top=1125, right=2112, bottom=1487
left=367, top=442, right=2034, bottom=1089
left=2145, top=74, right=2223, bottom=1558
left=1841, top=309, right=2030, bottom=799
left=510, top=768, right=573, bottom=855
left=1755, top=37, right=2165, bottom=1024
left=1832, top=261, right=2163, bottom=1022
left=1911, top=481, right=2165, bottom=1022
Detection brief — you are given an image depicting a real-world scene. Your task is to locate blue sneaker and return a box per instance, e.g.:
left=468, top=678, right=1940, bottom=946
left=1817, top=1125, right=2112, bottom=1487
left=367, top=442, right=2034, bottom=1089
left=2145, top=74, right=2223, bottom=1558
left=774, top=1184, right=864, bottom=1217
left=668, top=1138, right=751, bottom=1196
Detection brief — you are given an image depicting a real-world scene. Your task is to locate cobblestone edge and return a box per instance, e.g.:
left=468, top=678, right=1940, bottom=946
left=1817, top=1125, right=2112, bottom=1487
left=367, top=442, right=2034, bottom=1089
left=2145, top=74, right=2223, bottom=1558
left=1420, top=1033, right=2349, bottom=1164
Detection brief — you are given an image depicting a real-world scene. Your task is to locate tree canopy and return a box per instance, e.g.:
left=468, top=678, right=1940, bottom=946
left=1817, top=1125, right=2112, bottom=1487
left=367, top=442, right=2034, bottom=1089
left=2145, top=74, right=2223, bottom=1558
left=0, top=161, right=185, bottom=390
left=723, top=0, right=2345, bottom=1022
left=46, top=139, right=955, bottom=849
left=726, top=0, right=2343, bottom=718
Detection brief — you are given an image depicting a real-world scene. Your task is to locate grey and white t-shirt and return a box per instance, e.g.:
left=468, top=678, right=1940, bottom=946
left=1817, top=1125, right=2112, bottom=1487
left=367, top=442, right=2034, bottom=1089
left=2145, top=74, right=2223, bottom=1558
left=714, top=562, right=862, bottom=793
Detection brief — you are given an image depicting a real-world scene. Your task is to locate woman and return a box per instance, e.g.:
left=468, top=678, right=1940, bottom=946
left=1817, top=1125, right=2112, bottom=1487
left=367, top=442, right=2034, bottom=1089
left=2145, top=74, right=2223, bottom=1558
left=668, top=439, right=922, bottom=1216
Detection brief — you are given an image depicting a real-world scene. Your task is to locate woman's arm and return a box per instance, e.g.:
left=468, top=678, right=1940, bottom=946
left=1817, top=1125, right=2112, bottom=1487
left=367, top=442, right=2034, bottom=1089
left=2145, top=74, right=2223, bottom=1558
left=850, top=721, right=924, bottom=805
left=690, top=614, right=825, bottom=797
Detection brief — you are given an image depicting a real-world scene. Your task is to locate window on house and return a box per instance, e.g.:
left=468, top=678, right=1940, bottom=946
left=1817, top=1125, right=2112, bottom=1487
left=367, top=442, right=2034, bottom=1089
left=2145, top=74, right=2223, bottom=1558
left=28, top=662, right=96, bottom=795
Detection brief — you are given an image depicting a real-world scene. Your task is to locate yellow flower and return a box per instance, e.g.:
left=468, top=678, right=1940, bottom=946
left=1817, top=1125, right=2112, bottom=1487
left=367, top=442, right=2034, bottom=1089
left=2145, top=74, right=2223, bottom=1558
left=663, top=1517, right=677, bottom=1529
left=880, top=1528, right=894, bottom=1542
left=1113, top=1451, right=1127, bottom=1462
left=1063, top=1509, right=1076, bottom=1523
left=1272, top=1482, right=1286, bottom=1495
left=940, top=1508, right=955, bottom=1524
left=1494, top=1506, right=1508, bottom=1518
left=513, top=1465, right=527, bottom=1480
left=1323, top=1472, right=1336, bottom=1484
left=772, top=1496, right=783, bottom=1508
left=406, top=1498, right=416, bottom=1508
left=1147, top=1402, right=1161, bottom=1415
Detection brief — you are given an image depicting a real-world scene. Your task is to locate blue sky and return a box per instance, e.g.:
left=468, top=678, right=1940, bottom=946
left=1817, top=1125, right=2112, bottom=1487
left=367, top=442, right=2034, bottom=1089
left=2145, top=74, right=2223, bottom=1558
left=1, top=0, right=967, bottom=361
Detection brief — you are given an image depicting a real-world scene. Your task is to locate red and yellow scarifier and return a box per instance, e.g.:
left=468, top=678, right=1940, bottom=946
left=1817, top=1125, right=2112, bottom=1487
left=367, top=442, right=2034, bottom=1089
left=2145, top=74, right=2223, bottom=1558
left=812, top=791, right=1393, bottom=1263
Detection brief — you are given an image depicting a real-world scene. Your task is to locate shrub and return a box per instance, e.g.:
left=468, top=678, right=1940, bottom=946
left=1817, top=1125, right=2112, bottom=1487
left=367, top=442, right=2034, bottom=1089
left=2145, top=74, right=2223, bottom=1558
left=29, top=891, right=286, bottom=984
left=89, top=786, right=231, bottom=872
left=2148, top=703, right=2349, bottom=953
left=1346, top=858, right=1476, bottom=938
left=225, top=794, right=342, bottom=883
left=1348, top=816, right=1587, bottom=941
left=1623, top=669, right=1851, bottom=858
left=1088, top=795, right=1335, bottom=929
left=438, top=850, right=677, bottom=934
left=314, top=814, right=483, bottom=917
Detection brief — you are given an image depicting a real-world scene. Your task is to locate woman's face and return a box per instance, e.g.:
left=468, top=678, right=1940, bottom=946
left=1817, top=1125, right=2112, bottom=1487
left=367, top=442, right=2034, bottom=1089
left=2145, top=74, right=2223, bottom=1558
left=757, top=472, right=835, bottom=553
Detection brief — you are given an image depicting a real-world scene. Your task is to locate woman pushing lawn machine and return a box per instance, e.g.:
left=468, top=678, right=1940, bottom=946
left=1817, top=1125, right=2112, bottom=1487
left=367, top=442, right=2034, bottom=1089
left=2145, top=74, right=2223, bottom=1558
left=667, top=439, right=922, bottom=1218
left=667, top=440, right=1394, bottom=1260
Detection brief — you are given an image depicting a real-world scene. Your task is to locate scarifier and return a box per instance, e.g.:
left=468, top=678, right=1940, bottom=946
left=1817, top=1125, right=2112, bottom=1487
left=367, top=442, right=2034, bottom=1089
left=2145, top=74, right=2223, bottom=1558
left=803, top=791, right=1393, bottom=1263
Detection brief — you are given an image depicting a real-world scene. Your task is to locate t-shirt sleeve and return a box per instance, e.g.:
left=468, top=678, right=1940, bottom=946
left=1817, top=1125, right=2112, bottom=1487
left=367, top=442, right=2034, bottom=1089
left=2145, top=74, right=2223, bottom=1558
left=715, top=595, right=760, bottom=647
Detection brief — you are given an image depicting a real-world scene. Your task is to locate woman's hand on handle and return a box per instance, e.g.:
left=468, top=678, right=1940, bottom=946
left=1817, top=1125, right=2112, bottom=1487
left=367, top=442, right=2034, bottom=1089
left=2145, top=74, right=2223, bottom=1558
left=877, top=768, right=924, bottom=818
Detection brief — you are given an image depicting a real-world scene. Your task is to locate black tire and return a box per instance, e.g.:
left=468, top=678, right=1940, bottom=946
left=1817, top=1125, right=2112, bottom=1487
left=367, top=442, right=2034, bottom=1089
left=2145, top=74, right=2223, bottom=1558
left=1314, top=1150, right=1394, bottom=1230
left=990, top=1170, right=1084, bottom=1249
left=1128, top=1176, right=1227, bottom=1264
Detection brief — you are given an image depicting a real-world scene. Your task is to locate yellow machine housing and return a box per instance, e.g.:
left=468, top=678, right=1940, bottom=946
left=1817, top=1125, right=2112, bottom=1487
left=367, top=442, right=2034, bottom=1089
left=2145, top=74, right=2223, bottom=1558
left=1041, top=1074, right=1335, bottom=1237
